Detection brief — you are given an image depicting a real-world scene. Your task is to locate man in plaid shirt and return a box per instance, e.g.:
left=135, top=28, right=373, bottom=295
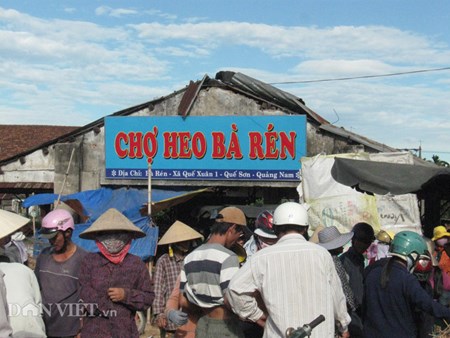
left=153, top=221, right=203, bottom=338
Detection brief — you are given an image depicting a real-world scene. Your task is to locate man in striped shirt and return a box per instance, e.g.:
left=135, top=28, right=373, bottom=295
left=180, top=206, right=248, bottom=338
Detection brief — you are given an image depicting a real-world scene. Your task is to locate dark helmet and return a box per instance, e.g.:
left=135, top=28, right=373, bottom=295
left=254, top=210, right=277, bottom=239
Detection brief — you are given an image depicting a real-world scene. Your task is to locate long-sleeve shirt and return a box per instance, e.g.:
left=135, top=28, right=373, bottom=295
left=79, top=252, right=154, bottom=338
left=227, top=233, right=350, bottom=338
left=340, top=246, right=365, bottom=308
left=0, top=262, right=46, bottom=337
left=152, top=253, right=183, bottom=331
left=363, top=258, right=450, bottom=338
left=0, top=270, right=12, bottom=338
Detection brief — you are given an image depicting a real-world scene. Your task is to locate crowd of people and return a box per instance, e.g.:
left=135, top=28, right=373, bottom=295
left=1, top=203, right=450, bottom=337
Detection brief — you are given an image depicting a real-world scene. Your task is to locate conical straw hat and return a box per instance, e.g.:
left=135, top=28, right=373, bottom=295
left=158, top=220, right=203, bottom=245
left=79, top=208, right=145, bottom=240
left=0, top=209, right=30, bottom=239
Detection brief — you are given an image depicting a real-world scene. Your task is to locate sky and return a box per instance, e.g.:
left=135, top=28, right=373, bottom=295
left=1, top=1, right=449, bottom=163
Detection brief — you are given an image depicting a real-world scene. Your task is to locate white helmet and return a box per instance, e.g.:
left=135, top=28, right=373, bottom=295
left=273, top=202, right=308, bottom=227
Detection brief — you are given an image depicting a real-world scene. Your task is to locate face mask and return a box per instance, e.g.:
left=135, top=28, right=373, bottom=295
left=97, top=233, right=132, bottom=254
left=407, top=253, right=419, bottom=273
left=436, top=238, right=449, bottom=247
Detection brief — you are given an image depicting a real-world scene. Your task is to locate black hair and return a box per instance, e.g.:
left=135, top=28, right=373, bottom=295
left=274, top=224, right=308, bottom=238
left=380, top=256, right=406, bottom=289
left=210, top=221, right=233, bottom=235
left=352, top=222, right=375, bottom=242
left=329, top=247, right=343, bottom=256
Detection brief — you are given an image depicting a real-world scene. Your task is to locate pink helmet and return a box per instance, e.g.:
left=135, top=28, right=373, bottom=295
left=40, top=209, right=74, bottom=238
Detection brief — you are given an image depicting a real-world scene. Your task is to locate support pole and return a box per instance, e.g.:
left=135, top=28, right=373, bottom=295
left=56, top=148, right=75, bottom=206
left=147, top=162, right=152, bottom=217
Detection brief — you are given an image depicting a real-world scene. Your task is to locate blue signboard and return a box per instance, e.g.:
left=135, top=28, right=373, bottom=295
left=105, top=115, right=306, bottom=181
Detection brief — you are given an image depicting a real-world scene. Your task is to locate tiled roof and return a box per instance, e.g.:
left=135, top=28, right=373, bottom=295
left=0, top=125, right=79, bottom=162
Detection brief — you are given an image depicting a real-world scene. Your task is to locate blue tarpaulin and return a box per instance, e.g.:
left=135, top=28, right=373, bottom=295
left=23, top=187, right=206, bottom=260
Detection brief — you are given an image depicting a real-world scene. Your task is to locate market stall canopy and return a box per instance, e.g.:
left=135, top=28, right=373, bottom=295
left=23, top=187, right=209, bottom=260
left=331, top=157, right=450, bottom=196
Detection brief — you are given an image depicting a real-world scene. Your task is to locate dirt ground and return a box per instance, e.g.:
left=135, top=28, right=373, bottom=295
left=140, top=323, right=161, bottom=338
left=139, top=315, right=161, bottom=338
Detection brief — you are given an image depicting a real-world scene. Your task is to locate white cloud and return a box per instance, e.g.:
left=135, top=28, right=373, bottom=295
left=95, top=6, right=138, bottom=18
left=130, top=21, right=450, bottom=64
left=0, top=5, right=449, bottom=163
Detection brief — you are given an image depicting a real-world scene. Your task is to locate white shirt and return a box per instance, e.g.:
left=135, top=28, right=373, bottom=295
left=0, top=270, right=12, bottom=338
left=227, top=233, right=351, bottom=338
left=0, top=263, right=46, bottom=338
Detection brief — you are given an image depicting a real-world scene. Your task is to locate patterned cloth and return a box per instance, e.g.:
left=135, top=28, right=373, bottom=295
left=79, top=252, right=154, bottom=338
left=332, top=255, right=357, bottom=312
left=153, top=253, right=184, bottom=331
left=180, top=243, right=240, bottom=308
left=227, top=233, right=350, bottom=338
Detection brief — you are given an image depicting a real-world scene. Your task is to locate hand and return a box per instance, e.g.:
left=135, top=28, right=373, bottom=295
left=156, top=313, right=167, bottom=328
left=339, top=330, right=350, bottom=338
left=108, top=287, right=126, bottom=302
left=256, top=313, right=267, bottom=328
left=167, top=310, right=189, bottom=326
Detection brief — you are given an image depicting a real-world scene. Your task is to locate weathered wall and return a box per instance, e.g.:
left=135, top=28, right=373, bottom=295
left=0, top=147, right=55, bottom=184
left=307, top=124, right=365, bottom=156
left=53, top=143, right=80, bottom=196
left=2, top=86, right=378, bottom=194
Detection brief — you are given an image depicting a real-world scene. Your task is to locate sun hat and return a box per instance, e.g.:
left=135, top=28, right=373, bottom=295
left=0, top=209, right=30, bottom=239
left=158, top=220, right=204, bottom=245
left=431, top=225, right=450, bottom=242
left=215, top=207, right=247, bottom=226
left=318, top=226, right=354, bottom=250
left=79, top=208, right=145, bottom=240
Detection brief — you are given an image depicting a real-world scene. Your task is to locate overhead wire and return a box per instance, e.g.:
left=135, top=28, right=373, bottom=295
left=269, top=66, right=450, bottom=85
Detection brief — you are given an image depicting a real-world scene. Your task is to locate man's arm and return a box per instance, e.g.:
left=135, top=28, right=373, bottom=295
left=0, top=272, right=12, bottom=337
left=329, top=256, right=351, bottom=336
left=226, top=259, right=265, bottom=323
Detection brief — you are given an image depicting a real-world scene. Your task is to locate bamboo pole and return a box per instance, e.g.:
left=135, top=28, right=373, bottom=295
left=56, top=148, right=75, bottom=206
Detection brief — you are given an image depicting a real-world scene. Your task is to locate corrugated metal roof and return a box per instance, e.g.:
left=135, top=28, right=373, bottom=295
left=215, top=71, right=329, bottom=125
left=319, top=124, right=398, bottom=153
